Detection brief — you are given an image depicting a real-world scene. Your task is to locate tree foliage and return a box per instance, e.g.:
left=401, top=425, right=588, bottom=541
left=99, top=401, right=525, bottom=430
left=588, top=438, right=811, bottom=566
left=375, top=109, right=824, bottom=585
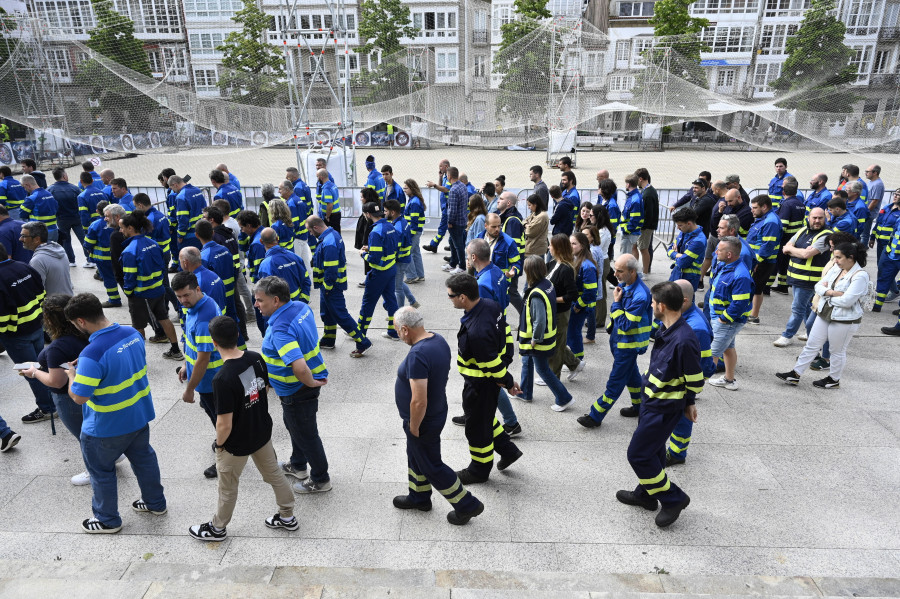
left=357, top=0, right=416, bottom=55
left=0, top=8, right=18, bottom=67
left=493, top=0, right=552, bottom=120
left=76, top=0, right=156, bottom=129
left=218, top=0, right=287, bottom=106
left=771, top=0, right=857, bottom=113
left=352, top=0, right=418, bottom=104
left=647, top=0, right=709, bottom=88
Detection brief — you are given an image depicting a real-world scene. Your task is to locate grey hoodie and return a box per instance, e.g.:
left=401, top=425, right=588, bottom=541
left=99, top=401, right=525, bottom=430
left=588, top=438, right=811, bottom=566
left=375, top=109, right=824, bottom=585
left=30, top=242, right=73, bottom=296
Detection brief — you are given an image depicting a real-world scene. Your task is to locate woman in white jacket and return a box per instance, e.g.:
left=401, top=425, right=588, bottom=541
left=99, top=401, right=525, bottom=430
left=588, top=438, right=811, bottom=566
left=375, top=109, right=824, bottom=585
left=776, top=241, right=870, bottom=389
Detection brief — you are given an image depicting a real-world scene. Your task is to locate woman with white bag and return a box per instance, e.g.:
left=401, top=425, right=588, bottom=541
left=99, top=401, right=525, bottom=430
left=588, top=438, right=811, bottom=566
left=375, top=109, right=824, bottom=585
left=775, top=241, right=870, bottom=389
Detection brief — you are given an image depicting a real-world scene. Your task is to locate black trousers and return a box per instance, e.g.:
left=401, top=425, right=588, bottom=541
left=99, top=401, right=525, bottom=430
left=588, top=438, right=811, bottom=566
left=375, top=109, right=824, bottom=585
left=461, top=379, right=518, bottom=478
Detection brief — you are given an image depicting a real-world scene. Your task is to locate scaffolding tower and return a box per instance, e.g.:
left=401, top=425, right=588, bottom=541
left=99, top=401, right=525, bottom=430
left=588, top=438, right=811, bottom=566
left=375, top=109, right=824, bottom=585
left=406, top=45, right=431, bottom=148
left=546, top=17, right=583, bottom=167
left=638, top=40, right=671, bottom=151
left=279, top=0, right=355, bottom=183
left=1, top=16, right=69, bottom=162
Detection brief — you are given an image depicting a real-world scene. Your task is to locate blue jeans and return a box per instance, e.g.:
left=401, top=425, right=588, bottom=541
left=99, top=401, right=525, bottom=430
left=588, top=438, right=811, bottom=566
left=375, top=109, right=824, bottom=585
left=7, top=208, right=20, bottom=220
left=782, top=286, right=815, bottom=339
left=394, top=262, right=416, bottom=307
left=409, top=231, right=425, bottom=279
left=520, top=353, right=572, bottom=405
left=0, top=413, right=10, bottom=438
left=47, top=229, right=58, bottom=243
left=496, top=388, right=517, bottom=426
left=57, top=217, right=87, bottom=263
left=80, top=424, right=166, bottom=527
left=52, top=390, right=84, bottom=439
left=447, top=225, right=466, bottom=269
left=280, top=386, right=329, bottom=483
left=0, top=327, right=53, bottom=413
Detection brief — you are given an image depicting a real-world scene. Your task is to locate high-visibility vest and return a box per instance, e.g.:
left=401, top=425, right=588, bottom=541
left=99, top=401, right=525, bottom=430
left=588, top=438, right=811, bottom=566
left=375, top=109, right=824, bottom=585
left=518, top=279, right=557, bottom=355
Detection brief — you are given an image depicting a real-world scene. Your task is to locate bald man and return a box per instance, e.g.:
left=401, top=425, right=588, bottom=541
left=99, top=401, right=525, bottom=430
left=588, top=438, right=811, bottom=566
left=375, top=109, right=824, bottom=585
left=179, top=246, right=226, bottom=315
left=596, top=169, right=609, bottom=186
left=99, top=169, right=115, bottom=202
left=215, top=163, right=240, bottom=189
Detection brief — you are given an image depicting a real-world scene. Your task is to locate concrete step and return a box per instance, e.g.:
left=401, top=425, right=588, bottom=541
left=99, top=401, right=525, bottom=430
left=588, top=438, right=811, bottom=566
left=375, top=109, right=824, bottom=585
left=1, top=559, right=900, bottom=598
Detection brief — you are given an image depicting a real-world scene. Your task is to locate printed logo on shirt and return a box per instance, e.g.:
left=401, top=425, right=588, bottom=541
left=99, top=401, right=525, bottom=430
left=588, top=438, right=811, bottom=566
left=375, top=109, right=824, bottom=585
left=238, top=365, right=266, bottom=408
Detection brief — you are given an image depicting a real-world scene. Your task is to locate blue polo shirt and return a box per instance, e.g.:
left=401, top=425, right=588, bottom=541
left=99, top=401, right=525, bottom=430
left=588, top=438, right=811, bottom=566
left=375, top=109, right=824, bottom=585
left=71, top=323, right=155, bottom=438
left=184, top=294, right=223, bottom=394
left=261, top=301, right=327, bottom=397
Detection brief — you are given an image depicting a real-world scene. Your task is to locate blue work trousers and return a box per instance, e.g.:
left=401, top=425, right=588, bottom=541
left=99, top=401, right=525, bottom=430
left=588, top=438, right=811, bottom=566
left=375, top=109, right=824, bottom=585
left=628, top=409, right=689, bottom=508
left=588, top=344, right=642, bottom=423
left=320, top=288, right=369, bottom=351
left=359, top=268, right=399, bottom=338
left=403, top=420, right=482, bottom=514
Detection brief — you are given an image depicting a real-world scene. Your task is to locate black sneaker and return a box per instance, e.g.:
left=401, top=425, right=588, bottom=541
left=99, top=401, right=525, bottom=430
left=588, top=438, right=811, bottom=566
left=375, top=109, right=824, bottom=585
left=132, top=499, right=167, bottom=515
left=393, top=495, right=432, bottom=512
left=100, top=300, right=121, bottom=308
left=422, top=244, right=437, bottom=253
left=770, top=285, right=790, bottom=295
left=809, top=357, right=830, bottom=371
left=82, top=517, right=122, bottom=534
left=148, top=334, right=169, bottom=344
left=620, top=406, right=640, bottom=417
left=451, top=415, right=467, bottom=427
left=443, top=245, right=451, bottom=251
left=265, top=513, right=299, bottom=531
left=615, top=489, right=658, bottom=511
left=447, top=501, right=484, bottom=526
left=319, top=341, right=335, bottom=350
left=775, top=370, right=800, bottom=385
left=204, top=464, right=218, bottom=479
left=496, top=447, right=522, bottom=471
left=871, top=304, right=882, bottom=313
left=503, top=422, right=522, bottom=437
left=577, top=414, right=601, bottom=429
left=162, top=347, right=184, bottom=361
left=665, top=453, right=685, bottom=466
left=0, top=431, right=21, bottom=452
left=93, top=272, right=102, bottom=281
left=443, top=256, right=451, bottom=263
left=188, top=522, right=226, bottom=542
left=882, top=326, right=900, bottom=336
left=21, top=408, right=53, bottom=424
left=813, top=376, right=840, bottom=389
left=656, top=495, right=690, bottom=528
left=697, top=280, right=704, bottom=290
left=456, top=468, right=488, bottom=485
left=746, top=316, right=760, bottom=325
left=892, top=308, right=900, bottom=316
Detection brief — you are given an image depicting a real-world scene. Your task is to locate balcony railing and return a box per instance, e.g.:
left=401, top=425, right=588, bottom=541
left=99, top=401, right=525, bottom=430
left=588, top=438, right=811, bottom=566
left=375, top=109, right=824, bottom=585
left=879, top=27, right=900, bottom=41
left=472, top=29, right=488, bottom=45
left=870, top=74, right=898, bottom=87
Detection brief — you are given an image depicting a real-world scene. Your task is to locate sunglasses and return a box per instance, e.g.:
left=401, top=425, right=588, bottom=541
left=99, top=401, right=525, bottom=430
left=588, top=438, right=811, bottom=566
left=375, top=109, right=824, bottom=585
left=447, top=293, right=460, bottom=299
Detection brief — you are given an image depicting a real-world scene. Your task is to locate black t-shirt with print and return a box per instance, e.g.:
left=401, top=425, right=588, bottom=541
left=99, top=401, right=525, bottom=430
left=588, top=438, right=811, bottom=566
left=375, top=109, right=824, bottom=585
left=212, top=350, right=272, bottom=456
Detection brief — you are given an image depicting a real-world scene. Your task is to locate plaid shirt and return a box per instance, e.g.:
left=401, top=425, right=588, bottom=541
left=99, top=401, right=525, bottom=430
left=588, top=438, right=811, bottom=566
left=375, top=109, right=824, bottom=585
left=447, top=180, right=468, bottom=227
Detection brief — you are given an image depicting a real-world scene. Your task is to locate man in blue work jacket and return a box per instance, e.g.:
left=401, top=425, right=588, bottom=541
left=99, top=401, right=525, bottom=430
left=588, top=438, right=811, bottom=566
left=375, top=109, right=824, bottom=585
left=666, top=279, right=715, bottom=466
left=616, top=281, right=701, bottom=528
left=768, top=157, right=792, bottom=209
left=446, top=272, right=523, bottom=485
left=578, top=254, right=652, bottom=430
left=746, top=195, right=782, bottom=324
left=255, top=276, right=332, bottom=494
left=358, top=202, right=400, bottom=340
left=667, top=207, right=706, bottom=291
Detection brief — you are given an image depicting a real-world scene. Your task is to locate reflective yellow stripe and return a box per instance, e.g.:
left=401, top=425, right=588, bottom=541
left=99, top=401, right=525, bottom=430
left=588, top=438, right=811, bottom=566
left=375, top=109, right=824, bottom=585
left=86, top=385, right=150, bottom=413
left=94, top=366, right=148, bottom=396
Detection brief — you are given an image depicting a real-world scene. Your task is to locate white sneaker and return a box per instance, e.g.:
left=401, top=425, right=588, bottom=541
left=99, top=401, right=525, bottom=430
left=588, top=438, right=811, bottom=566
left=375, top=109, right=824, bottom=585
left=71, top=471, right=91, bottom=486
left=441, top=264, right=453, bottom=272
left=69, top=262, right=77, bottom=267
left=772, top=336, right=791, bottom=348
left=450, top=267, right=464, bottom=274
left=797, top=332, right=808, bottom=342
left=535, top=377, right=548, bottom=387
left=551, top=398, right=575, bottom=412
left=567, top=360, right=586, bottom=382
left=709, top=375, right=739, bottom=391
left=82, top=263, right=96, bottom=269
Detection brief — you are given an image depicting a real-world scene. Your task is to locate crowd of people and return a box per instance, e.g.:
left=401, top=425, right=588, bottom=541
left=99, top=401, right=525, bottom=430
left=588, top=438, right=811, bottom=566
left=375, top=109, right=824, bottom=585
left=0, top=153, right=895, bottom=535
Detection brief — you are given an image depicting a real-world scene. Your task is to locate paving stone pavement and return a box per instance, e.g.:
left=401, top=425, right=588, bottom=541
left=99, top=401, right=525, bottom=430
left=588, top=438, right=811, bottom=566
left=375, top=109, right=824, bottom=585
left=0, top=236, right=898, bottom=590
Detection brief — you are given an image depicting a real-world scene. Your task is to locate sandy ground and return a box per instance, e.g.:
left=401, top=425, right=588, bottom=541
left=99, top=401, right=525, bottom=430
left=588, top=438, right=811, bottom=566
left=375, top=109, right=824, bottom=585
left=67, top=146, right=900, bottom=192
